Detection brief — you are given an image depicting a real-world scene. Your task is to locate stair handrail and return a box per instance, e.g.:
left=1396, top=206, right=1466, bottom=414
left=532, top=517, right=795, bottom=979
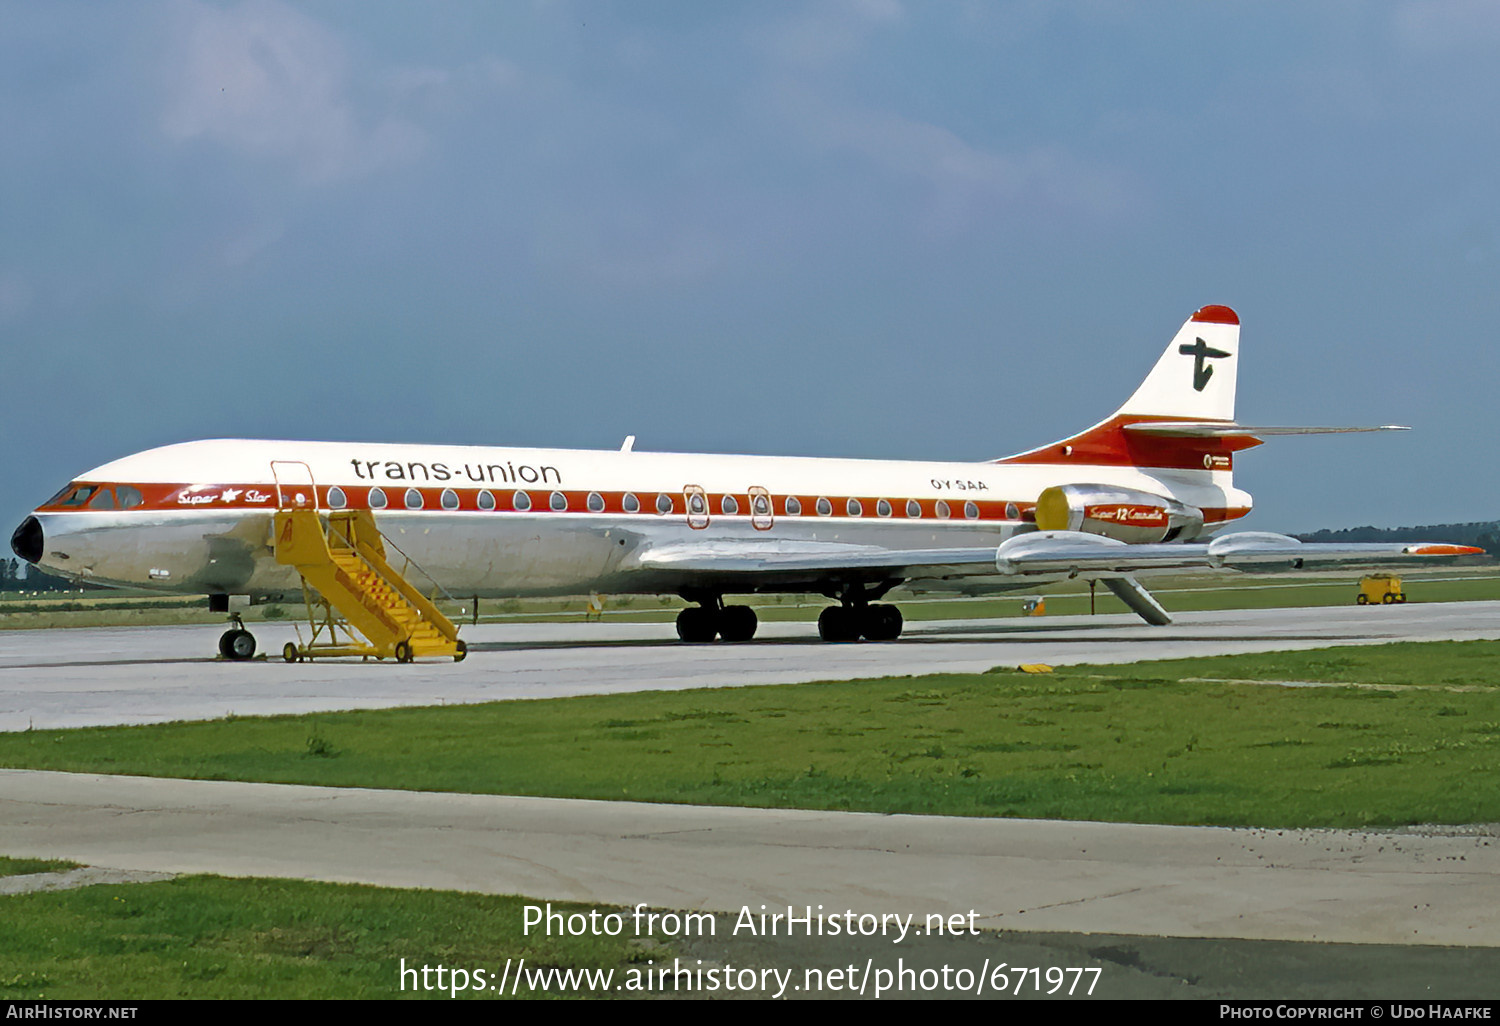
left=375, top=530, right=462, bottom=609
left=321, top=510, right=461, bottom=641
left=320, top=517, right=434, bottom=627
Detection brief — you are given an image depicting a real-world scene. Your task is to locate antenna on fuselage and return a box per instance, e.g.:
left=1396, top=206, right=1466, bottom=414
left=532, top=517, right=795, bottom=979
left=621, top=435, right=636, bottom=452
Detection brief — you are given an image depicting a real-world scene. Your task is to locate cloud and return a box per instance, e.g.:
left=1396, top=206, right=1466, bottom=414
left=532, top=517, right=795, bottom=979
left=758, top=0, right=903, bottom=69
left=535, top=208, right=730, bottom=289
left=1391, top=0, right=1500, bottom=52
left=745, top=3, right=1131, bottom=235
left=159, top=0, right=423, bottom=182
left=770, top=81, right=1132, bottom=233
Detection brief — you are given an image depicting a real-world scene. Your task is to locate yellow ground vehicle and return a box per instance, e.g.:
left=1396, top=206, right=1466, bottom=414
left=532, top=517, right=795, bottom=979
left=1356, top=574, right=1406, bottom=605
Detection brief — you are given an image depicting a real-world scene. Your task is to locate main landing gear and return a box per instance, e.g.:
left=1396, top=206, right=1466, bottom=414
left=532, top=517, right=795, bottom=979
left=673, top=586, right=906, bottom=644
left=816, top=583, right=904, bottom=643
left=675, top=596, right=759, bottom=642
left=817, top=603, right=903, bottom=642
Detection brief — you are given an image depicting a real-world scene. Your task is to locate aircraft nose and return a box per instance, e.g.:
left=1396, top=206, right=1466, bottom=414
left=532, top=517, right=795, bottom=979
left=11, top=515, right=43, bottom=565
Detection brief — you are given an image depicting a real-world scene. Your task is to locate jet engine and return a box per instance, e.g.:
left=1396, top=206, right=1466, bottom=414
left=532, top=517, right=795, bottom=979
left=1033, top=483, right=1205, bottom=544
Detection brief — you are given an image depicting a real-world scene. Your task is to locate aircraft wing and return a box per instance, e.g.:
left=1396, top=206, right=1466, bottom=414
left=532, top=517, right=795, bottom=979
left=631, top=540, right=1000, bottom=581
left=632, top=531, right=1482, bottom=584
left=989, top=531, right=1479, bottom=572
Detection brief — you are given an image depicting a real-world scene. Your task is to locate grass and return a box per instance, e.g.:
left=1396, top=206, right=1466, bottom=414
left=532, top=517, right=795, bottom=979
left=0, top=876, right=668, bottom=999
left=3, top=641, right=1500, bottom=829
left=0, top=856, right=79, bottom=878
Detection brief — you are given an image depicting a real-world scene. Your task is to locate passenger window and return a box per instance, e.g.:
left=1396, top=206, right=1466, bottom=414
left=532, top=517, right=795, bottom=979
left=369, top=487, right=388, bottom=509
left=964, top=500, right=980, bottom=520
left=816, top=497, right=832, bottom=517
left=550, top=491, right=568, bottom=511
left=478, top=490, right=496, bottom=511
left=688, top=493, right=706, bottom=515
left=656, top=493, right=674, bottom=514
left=513, top=491, right=532, bottom=511
left=785, top=496, right=802, bottom=516
left=441, top=489, right=459, bottom=510
left=906, top=499, right=921, bottom=518
left=935, top=500, right=951, bottom=519
left=846, top=498, right=862, bottom=517
left=876, top=499, right=892, bottom=518
left=587, top=492, right=605, bottom=512
left=722, top=495, right=739, bottom=515
left=327, top=486, right=348, bottom=510
left=752, top=495, right=769, bottom=516
left=623, top=493, right=640, bottom=514
left=117, top=485, right=144, bottom=509
left=405, top=488, right=424, bottom=510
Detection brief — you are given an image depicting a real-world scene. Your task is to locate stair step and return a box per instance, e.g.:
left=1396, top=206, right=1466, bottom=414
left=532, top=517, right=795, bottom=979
left=276, top=514, right=457, bottom=659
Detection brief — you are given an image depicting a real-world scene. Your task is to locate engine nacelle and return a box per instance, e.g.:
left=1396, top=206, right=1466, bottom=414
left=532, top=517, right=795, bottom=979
left=1033, top=483, right=1205, bottom=544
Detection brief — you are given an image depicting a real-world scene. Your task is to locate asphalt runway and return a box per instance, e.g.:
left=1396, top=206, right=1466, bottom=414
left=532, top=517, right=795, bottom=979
left=3, top=767, right=1498, bottom=1000
left=3, top=600, right=1500, bottom=731
left=4, top=770, right=1498, bottom=950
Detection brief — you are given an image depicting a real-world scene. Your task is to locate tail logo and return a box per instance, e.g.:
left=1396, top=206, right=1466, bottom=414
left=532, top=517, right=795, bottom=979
left=1179, top=337, right=1232, bottom=392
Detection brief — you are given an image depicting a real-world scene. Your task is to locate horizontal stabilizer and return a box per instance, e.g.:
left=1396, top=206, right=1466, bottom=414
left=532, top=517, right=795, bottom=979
left=1124, top=422, right=1410, bottom=438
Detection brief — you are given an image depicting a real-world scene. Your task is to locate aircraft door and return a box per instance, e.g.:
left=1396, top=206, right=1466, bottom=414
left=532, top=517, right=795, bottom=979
left=270, top=461, right=319, bottom=510
left=683, top=485, right=709, bottom=530
left=748, top=486, right=773, bottom=531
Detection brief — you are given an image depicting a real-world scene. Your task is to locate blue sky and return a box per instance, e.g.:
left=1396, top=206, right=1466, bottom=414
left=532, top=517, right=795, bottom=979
left=3, top=1, right=1497, bottom=535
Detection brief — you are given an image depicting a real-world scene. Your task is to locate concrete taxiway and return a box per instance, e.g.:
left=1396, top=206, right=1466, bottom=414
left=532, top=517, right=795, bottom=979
left=4, top=602, right=1499, bottom=971
left=3, top=769, right=1497, bottom=948
left=3, top=601, right=1500, bottom=731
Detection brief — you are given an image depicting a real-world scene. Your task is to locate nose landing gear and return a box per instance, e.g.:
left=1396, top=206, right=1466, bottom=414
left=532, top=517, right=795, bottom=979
left=210, top=595, right=258, bottom=661
left=218, top=615, right=258, bottom=661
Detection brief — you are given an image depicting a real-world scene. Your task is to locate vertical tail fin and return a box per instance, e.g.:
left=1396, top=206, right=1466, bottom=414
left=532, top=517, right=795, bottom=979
left=994, top=304, right=1251, bottom=473
left=1117, top=304, right=1239, bottom=422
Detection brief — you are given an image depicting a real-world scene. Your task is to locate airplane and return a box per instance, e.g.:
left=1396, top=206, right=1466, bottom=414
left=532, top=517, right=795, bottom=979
left=10, top=304, right=1482, bottom=660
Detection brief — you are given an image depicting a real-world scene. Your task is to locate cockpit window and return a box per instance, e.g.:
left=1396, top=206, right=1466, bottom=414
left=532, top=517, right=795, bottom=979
left=117, top=485, right=144, bottom=509
left=87, top=488, right=117, bottom=510
left=58, top=485, right=99, bottom=507
left=54, top=486, right=96, bottom=507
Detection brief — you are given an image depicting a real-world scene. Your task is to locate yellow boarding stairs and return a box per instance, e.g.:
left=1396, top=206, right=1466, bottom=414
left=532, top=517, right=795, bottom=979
left=273, top=508, right=467, bottom=663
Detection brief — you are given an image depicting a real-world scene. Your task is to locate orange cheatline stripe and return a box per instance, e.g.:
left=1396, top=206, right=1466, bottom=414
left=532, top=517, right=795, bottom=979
left=37, top=480, right=1252, bottom=527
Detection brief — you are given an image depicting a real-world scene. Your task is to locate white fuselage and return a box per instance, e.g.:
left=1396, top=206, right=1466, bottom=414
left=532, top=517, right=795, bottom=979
left=23, top=438, right=1251, bottom=599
